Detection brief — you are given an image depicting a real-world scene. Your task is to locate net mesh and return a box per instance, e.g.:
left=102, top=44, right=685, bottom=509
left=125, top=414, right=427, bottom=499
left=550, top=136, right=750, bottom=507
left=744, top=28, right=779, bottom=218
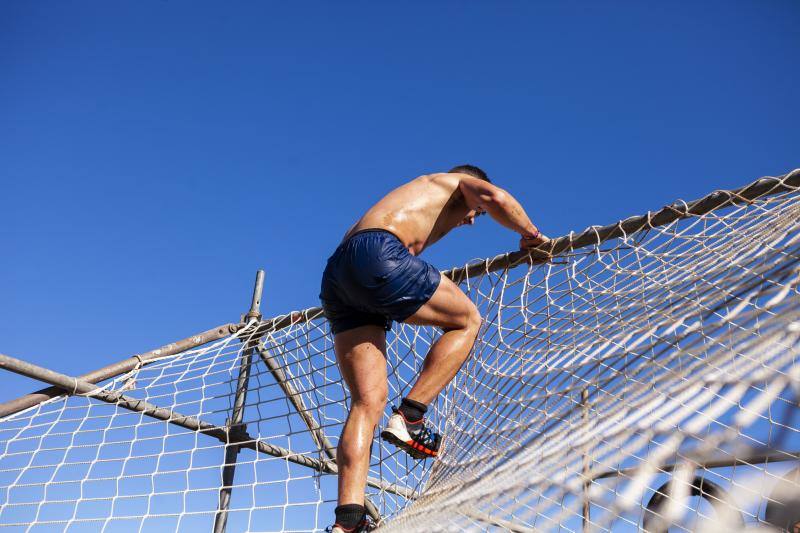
left=1, top=172, right=799, bottom=532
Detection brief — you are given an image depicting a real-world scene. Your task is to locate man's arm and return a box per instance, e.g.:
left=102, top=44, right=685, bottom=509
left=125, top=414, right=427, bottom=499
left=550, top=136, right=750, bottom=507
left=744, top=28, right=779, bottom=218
left=458, top=176, right=548, bottom=248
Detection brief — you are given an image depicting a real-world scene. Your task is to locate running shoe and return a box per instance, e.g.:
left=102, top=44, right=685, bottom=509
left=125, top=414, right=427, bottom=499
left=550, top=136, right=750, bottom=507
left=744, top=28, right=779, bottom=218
left=380, top=407, right=441, bottom=460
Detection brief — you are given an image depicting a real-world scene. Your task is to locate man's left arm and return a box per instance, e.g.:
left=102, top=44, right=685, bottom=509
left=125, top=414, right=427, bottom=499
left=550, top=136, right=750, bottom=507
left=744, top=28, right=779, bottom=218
left=458, top=177, right=549, bottom=249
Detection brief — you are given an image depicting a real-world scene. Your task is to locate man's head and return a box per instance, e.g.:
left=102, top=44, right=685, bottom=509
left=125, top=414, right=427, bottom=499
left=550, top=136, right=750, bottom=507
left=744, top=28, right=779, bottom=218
left=449, top=165, right=490, bottom=226
left=449, top=164, right=490, bottom=183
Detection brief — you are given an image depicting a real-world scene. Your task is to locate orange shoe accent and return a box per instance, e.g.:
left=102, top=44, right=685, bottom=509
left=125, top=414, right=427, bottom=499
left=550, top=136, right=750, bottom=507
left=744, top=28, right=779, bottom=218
left=405, top=439, right=437, bottom=456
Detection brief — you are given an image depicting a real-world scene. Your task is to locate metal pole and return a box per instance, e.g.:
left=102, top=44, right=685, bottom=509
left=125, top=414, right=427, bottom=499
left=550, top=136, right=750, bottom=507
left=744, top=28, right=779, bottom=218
left=257, top=346, right=337, bottom=458
left=446, top=168, right=800, bottom=284
left=257, top=344, right=382, bottom=522
left=581, top=387, right=591, bottom=531
left=592, top=447, right=800, bottom=481
left=246, top=270, right=265, bottom=321
left=214, top=270, right=264, bottom=533
left=249, top=169, right=800, bottom=332
left=460, top=510, right=530, bottom=533
left=0, top=322, right=240, bottom=419
left=0, top=351, right=418, bottom=500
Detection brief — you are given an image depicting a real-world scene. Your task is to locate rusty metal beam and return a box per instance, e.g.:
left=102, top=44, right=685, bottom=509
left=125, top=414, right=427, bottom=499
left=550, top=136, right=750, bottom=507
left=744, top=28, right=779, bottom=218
left=0, top=323, right=241, bottom=419
left=251, top=169, right=800, bottom=332
left=257, top=343, right=383, bottom=521
left=0, top=351, right=417, bottom=501
left=257, top=345, right=337, bottom=459
left=460, top=509, right=530, bottom=532
left=214, top=270, right=265, bottom=533
left=592, top=447, right=800, bottom=481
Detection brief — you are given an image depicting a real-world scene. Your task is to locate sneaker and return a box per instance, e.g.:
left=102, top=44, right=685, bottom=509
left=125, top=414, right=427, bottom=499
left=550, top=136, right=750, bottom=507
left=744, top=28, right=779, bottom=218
left=325, top=517, right=375, bottom=532
left=380, top=407, right=441, bottom=460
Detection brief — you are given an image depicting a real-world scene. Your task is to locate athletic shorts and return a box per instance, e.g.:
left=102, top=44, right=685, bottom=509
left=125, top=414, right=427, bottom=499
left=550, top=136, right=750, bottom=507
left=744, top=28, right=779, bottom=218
left=319, top=229, right=441, bottom=335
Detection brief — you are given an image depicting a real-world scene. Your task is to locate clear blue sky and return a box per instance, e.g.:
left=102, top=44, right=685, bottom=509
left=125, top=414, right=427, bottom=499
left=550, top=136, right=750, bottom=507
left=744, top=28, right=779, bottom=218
left=1, top=0, right=798, bottom=401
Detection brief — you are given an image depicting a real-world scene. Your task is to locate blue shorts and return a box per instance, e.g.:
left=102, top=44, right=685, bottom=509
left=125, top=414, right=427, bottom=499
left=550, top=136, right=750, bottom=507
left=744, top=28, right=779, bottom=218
left=319, top=229, right=442, bottom=335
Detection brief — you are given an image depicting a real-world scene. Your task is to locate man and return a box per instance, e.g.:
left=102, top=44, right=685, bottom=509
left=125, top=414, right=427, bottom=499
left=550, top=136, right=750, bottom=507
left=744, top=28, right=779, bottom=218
left=320, top=165, right=548, bottom=532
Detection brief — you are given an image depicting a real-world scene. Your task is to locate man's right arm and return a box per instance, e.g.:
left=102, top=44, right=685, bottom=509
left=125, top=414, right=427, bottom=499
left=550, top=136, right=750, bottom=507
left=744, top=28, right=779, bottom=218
left=458, top=176, right=549, bottom=247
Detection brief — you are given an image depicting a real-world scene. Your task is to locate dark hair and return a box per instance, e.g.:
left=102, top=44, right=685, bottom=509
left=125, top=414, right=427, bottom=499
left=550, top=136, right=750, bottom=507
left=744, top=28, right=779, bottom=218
left=448, top=164, right=490, bottom=183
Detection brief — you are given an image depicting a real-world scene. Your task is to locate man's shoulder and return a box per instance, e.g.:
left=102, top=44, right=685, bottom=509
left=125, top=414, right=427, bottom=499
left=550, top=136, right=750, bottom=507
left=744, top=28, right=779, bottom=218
left=415, top=172, right=461, bottom=190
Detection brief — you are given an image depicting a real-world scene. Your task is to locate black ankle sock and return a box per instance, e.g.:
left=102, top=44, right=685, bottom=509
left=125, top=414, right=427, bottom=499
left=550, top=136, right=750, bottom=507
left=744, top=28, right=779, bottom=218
left=335, top=504, right=365, bottom=529
left=399, top=397, right=428, bottom=424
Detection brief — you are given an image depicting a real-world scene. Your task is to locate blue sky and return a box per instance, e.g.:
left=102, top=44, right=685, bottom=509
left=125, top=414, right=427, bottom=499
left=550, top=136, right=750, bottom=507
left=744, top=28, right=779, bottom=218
left=2, top=0, right=798, bottom=401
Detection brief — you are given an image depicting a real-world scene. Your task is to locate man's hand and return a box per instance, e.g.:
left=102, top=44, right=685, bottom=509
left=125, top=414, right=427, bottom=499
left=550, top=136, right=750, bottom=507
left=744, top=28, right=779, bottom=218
left=519, top=230, right=549, bottom=250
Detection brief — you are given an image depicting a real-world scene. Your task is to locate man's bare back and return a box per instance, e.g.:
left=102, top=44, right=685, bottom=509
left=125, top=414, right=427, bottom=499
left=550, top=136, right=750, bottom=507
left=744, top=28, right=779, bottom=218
left=346, top=173, right=470, bottom=255
left=347, top=172, right=547, bottom=255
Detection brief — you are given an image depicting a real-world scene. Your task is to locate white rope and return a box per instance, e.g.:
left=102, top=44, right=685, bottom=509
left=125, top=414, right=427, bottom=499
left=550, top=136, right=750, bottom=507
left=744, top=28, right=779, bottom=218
left=0, top=181, right=798, bottom=531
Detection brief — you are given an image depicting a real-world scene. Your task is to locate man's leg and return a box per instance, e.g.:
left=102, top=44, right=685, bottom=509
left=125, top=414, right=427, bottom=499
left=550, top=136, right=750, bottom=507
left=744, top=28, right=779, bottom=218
left=403, top=274, right=482, bottom=404
left=334, top=325, right=388, bottom=508
left=379, top=274, right=481, bottom=459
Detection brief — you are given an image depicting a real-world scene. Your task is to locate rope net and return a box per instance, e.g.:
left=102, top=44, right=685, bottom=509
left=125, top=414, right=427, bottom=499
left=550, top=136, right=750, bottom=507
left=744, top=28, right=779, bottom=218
left=1, top=171, right=799, bottom=532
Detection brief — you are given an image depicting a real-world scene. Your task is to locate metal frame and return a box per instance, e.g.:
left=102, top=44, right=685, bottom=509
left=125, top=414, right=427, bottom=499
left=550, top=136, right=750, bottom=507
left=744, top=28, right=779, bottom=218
left=592, top=447, right=800, bottom=481
left=581, top=387, right=591, bottom=529
left=249, top=169, right=800, bottom=334
left=214, top=270, right=265, bottom=533
left=0, top=323, right=241, bottom=418
left=0, top=168, right=797, bottom=530
left=0, top=270, right=406, bottom=528
left=256, top=343, right=383, bottom=522
left=0, top=352, right=414, bottom=498
left=643, top=477, right=744, bottom=532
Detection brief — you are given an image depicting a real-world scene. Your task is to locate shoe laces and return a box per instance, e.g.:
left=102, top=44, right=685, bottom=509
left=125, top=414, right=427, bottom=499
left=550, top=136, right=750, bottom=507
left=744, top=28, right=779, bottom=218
left=394, top=408, right=439, bottom=448
left=413, top=423, right=440, bottom=448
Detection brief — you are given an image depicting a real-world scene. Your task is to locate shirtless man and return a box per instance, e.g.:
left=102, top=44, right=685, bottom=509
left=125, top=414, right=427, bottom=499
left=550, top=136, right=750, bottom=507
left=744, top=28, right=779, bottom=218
left=319, top=165, right=548, bottom=532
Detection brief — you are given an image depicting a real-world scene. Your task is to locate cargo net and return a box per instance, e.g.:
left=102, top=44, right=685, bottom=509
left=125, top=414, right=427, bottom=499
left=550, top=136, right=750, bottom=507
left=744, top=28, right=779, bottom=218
left=0, top=171, right=799, bottom=532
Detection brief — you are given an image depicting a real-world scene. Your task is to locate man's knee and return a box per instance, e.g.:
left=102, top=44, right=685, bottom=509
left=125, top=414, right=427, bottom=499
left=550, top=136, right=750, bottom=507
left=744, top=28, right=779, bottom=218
left=442, top=302, right=482, bottom=334
left=465, top=303, right=482, bottom=332
left=453, top=302, right=481, bottom=333
left=352, top=388, right=388, bottom=419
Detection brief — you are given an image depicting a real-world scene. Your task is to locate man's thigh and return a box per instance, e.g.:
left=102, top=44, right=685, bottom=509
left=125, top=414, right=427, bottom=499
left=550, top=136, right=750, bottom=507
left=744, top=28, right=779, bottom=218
left=334, top=325, right=388, bottom=403
left=403, top=274, right=477, bottom=331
